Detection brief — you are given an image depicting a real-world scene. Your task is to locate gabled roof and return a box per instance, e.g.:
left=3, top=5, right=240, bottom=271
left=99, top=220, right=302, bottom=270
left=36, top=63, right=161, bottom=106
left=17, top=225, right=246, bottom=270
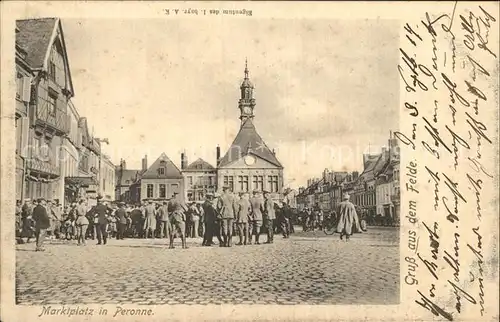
left=218, top=118, right=282, bottom=168
left=184, top=158, right=215, bottom=172
left=140, top=153, right=183, bottom=179
left=116, top=169, right=140, bottom=186
left=16, top=18, right=74, bottom=96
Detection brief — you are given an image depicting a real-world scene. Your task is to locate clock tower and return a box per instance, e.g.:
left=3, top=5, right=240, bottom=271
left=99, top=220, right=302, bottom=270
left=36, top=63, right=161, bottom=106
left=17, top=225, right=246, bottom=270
left=238, top=59, right=256, bottom=125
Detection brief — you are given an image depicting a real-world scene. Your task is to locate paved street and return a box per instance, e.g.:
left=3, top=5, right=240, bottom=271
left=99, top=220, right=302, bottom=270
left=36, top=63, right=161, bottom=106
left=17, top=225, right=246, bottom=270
left=16, top=227, right=399, bottom=305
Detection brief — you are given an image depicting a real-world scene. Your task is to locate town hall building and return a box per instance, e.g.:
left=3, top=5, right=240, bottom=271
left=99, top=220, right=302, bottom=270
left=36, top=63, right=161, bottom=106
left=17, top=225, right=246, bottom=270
left=216, top=62, right=284, bottom=200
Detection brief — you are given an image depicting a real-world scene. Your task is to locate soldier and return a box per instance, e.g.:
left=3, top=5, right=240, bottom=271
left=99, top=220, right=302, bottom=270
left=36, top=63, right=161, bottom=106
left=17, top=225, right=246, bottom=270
left=158, top=200, right=171, bottom=239
left=236, top=192, right=251, bottom=245
left=32, top=198, right=50, bottom=251
left=216, top=186, right=237, bottom=247
left=168, top=192, right=188, bottom=249
left=263, top=190, right=276, bottom=244
left=202, top=193, right=217, bottom=246
left=75, top=199, right=89, bottom=246
left=143, top=200, right=157, bottom=239
left=90, top=197, right=111, bottom=245
left=249, top=190, right=264, bottom=245
left=115, top=202, right=127, bottom=240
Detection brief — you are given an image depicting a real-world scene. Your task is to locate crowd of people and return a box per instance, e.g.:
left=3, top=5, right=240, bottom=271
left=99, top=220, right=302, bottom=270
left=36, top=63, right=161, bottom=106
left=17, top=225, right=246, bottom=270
left=15, top=186, right=295, bottom=251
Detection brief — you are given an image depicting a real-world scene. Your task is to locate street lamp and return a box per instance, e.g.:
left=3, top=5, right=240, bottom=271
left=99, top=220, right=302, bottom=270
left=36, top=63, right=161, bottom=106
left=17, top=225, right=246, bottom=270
left=95, top=137, right=109, bottom=197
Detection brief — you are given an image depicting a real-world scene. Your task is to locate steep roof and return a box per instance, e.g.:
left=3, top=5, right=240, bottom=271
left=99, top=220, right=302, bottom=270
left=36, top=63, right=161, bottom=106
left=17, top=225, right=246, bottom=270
left=16, top=18, right=56, bottom=68
left=184, top=158, right=215, bottom=172
left=218, top=118, right=282, bottom=168
left=140, top=153, right=183, bottom=179
left=16, top=18, right=74, bottom=96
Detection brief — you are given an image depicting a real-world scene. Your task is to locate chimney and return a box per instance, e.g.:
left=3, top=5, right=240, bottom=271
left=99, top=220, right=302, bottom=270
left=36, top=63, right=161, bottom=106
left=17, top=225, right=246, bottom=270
left=323, top=168, right=328, bottom=181
left=352, top=171, right=359, bottom=181
left=142, top=155, right=148, bottom=171
left=181, top=152, right=187, bottom=170
left=216, top=145, right=221, bottom=166
left=120, top=159, right=127, bottom=170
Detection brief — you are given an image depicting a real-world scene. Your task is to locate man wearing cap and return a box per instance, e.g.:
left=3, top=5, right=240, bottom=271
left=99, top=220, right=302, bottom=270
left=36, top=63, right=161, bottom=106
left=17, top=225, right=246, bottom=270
left=202, top=193, right=216, bottom=246
left=263, top=190, right=276, bottom=244
left=158, top=200, right=171, bottom=239
left=90, top=197, right=111, bottom=245
left=75, top=199, right=89, bottom=245
left=32, top=198, right=50, bottom=251
left=143, top=200, right=157, bottom=239
left=168, top=192, right=188, bottom=249
left=115, top=202, right=127, bottom=240
left=235, top=192, right=251, bottom=245
left=216, top=186, right=237, bottom=247
left=336, top=193, right=359, bottom=241
left=249, top=190, right=265, bottom=245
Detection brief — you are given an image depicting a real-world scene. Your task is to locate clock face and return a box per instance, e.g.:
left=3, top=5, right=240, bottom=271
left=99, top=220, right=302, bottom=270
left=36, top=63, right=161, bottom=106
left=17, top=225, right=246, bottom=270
left=244, top=155, right=256, bottom=165
left=243, top=106, right=251, bottom=114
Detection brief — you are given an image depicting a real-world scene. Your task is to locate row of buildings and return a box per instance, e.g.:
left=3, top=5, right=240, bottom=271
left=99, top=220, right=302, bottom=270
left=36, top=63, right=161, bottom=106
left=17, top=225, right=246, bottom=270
left=15, top=18, right=115, bottom=206
left=296, top=133, right=400, bottom=221
left=115, top=62, right=291, bottom=205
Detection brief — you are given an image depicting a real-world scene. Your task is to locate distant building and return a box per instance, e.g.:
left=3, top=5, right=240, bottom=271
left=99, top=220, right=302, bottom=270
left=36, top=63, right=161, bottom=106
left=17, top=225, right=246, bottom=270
left=181, top=155, right=217, bottom=203
left=115, top=159, right=141, bottom=203
left=100, top=155, right=115, bottom=202
left=217, top=62, right=284, bottom=200
left=130, top=153, right=184, bottom=203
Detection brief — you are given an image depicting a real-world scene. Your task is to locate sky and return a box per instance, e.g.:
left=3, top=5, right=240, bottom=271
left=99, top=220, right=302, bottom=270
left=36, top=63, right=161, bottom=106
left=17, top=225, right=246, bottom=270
left=63, top=18, right=399, bottom=189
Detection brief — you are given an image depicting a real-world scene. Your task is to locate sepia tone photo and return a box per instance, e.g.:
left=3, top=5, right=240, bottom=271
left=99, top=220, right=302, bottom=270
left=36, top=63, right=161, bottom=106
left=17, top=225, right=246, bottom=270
left=2, top=2, right=499, bottom=322
left=13, top=17, right=400, bottom=305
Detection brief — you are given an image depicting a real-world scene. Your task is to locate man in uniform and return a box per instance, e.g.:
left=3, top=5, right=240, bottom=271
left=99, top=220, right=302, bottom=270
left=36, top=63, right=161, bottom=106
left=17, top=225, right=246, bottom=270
left=143, top=200, right=157, bottom=239
left=202, top=193, right=217, bottom=246
left=263, top=190, right=276, bottom=244
left=168, top=192, right=188, bottom=249
left=249, top=190, right=264, bottom=245
left=115, top=202, right=127, bottom=240
left=158, top=200, right=171, bottom=239
left=217, top=186, right=237, bottom=247
left=32, top=198, right=50, bottom=251
left=91, top=197, right=111, bottom=245
left=235, top=192, right=251, bottom=245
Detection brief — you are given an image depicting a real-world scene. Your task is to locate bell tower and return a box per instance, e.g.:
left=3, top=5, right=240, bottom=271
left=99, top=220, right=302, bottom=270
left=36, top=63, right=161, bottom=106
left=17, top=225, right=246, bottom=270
left=238, top=59, right=256, bottom=125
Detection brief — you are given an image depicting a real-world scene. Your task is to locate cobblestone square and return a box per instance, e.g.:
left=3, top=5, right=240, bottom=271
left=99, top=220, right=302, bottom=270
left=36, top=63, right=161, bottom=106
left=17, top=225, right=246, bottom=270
left=16, top=227, right=399, bottom=305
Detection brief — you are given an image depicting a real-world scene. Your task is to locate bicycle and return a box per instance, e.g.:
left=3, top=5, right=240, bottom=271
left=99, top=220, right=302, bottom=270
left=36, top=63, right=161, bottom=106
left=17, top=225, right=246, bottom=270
left=323, top=215, right=337, bottom=235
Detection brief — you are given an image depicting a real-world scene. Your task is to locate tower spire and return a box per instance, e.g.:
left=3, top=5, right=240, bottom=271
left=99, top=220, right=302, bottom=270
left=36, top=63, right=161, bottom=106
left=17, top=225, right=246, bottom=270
left=244, top=58, right=249, bottom=79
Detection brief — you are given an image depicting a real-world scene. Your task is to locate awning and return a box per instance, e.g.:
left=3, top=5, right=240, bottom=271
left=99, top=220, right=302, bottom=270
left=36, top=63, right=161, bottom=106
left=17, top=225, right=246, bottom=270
left=65, top=176, right=97, bottom=187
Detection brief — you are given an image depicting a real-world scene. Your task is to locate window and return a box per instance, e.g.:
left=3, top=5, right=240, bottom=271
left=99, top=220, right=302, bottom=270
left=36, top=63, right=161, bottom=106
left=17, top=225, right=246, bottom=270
left=16, top=73, right=23, bottom=99
left=252, top=175, right=263, bottom=191
left=159, top=167, right=165, bottom=175
left=103, top=179, right=106, bottom=190
left=208, top=176, right=214, bottom=186
left=48, top=94, right=57, bottom=116
left=49, top=61, right=56, bottom=82
left=15, top=117, right=22, bottom=154
left=147, top=184, right=154, bottom=198
left=159, top=184, right=166, bottom=198
left=188, top=176, right=193, bottom=186
left=223, top=176, right=234, bottom=191
left=268, top=175, right=279, bottom=193
left=238, top=175, right=249, bottom=192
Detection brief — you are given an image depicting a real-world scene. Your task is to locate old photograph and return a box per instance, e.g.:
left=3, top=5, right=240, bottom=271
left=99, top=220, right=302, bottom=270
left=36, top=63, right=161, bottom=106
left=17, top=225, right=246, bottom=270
left=13, top=17, right=401, bottom=306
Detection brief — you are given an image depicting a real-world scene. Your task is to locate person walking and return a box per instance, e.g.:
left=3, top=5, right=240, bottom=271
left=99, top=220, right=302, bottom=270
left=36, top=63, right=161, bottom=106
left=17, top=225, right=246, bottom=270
left=143, top=200, right=157, bottom=239
left=280, top=202, right=291, bottom=238
left=21, top=199, right=35, bottom=243
left=168, top=192, right=188, bottom=249
left=236, top=192, right=251, bottom=246
left=32, top=198, right=50, bottom=251
left=115, top=202, right=127, bottom=240
left=75, top=199, right=89, bottom=246
left=263, top=191, right=276, bottom=244
left=336, top=193, right=359, bottom=241
left=197, top=203, right=205, bottom=238
left=249, top=190, right=264, bottom=245
left=158, top=200, right=171, bottom=239
left=91, top=197, right=111, bottom=245
left=216, top=186, right=237, bottom=247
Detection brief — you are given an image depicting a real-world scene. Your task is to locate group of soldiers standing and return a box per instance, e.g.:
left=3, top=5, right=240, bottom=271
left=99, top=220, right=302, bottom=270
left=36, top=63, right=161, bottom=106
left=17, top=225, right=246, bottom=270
left=16, top=185, right=294, bottom=251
